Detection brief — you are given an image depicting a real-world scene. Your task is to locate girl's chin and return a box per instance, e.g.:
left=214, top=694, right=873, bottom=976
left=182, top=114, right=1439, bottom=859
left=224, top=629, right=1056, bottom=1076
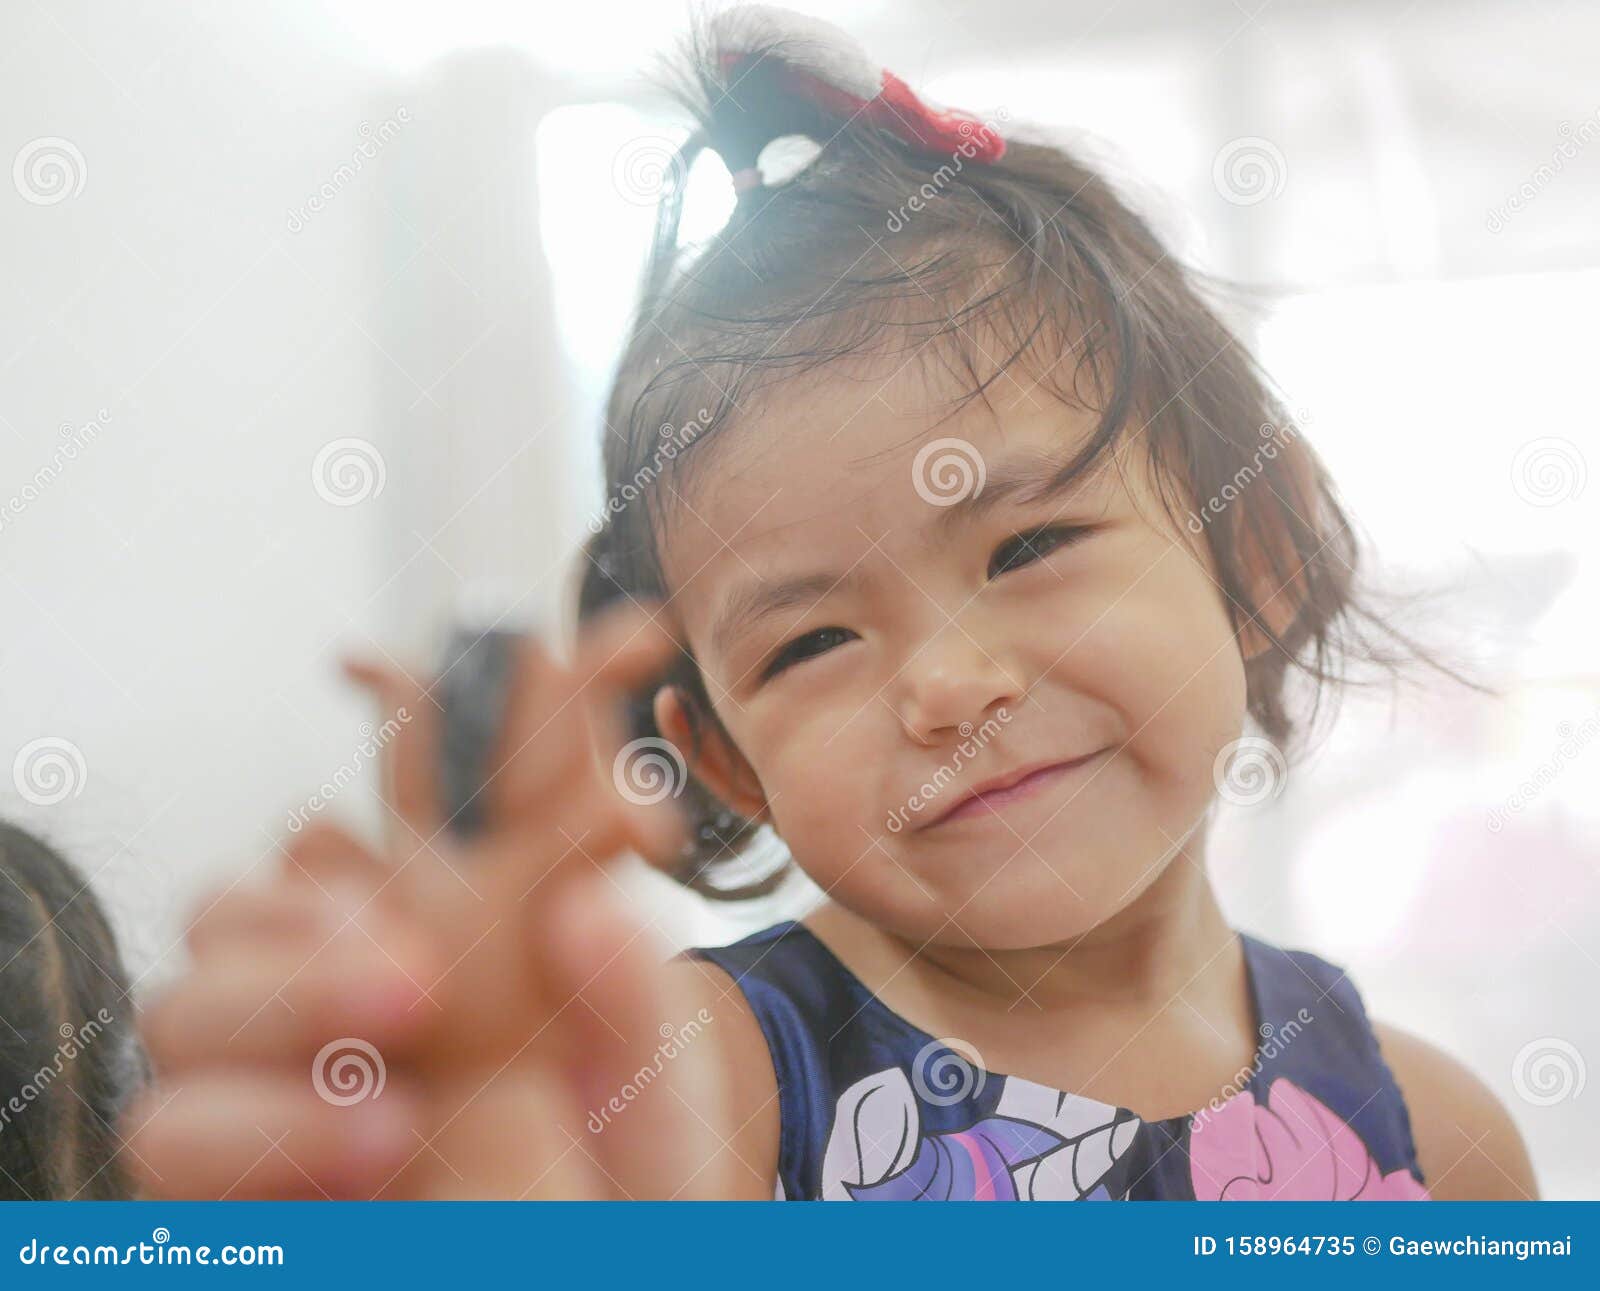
left=860, top=876, right=1131, bottom=951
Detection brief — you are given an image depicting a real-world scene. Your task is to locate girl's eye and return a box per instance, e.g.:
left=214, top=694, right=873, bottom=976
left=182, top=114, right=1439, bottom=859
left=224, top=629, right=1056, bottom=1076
left=988, top=525, right=1091, bottom=578
left=762, top=626, right=856, bottom=681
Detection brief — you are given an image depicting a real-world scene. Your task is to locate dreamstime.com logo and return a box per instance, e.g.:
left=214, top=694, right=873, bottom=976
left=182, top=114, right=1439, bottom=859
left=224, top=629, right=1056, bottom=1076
left=912, top=437, right=986, bottom=507
left=611, top=135, right=687, bottom=208
left=612, top=737, right=688, bottom=806
left=12, top=737, right=88, bottom=807
left=18, top=1229, right=283, bottom=1268
left=1510, top=1037, right=1585, bottom=1107
left=587, top=1008, right=714, bottom=1133
left=1212, top=136, right=1287, bottom=206
left=1212, top=736, right=1287, bottom=807
left=12, top=136, right=87, bottom=205
left=312, top=1037, right=387, bottom=1107
left=911, top=1038, right=986, bottom=1107
left=1510, top=436, right=1586, bottom=508
left=312, top=437, right=387, bottom=506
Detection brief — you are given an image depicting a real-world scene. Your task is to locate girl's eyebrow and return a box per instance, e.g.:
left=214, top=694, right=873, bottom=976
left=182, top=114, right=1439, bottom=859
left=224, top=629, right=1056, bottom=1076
left=710, top=568, right=865, bottom=658
left=928, top=449, right=1101, bottom=543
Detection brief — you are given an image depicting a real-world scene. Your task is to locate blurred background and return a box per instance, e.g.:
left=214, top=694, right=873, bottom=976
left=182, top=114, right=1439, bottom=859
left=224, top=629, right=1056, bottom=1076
left=1, top=0, right=1595, bottom=1196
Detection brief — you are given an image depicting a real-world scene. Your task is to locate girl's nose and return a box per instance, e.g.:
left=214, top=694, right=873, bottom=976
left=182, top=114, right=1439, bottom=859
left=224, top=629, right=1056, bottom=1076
left=895, top=627, right=1024, bottom=745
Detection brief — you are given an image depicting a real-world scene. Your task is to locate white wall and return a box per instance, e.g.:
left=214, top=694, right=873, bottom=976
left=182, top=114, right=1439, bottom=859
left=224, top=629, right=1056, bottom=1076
left=0, top=5, right=581, bottom=990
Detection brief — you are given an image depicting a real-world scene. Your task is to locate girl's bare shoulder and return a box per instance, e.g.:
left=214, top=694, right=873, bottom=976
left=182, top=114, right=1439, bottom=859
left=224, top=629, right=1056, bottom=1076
left=1372, top=1020, right=1539, bottom=1200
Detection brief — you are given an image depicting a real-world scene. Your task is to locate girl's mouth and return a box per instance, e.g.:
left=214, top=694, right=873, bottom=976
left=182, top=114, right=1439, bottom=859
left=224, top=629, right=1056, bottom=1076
left=919, top=748, right=1111, bottom=830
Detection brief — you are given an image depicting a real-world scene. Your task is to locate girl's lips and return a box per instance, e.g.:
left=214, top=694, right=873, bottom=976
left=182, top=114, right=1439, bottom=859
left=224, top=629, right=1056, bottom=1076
left=921, top=749, right=1109, bottom=829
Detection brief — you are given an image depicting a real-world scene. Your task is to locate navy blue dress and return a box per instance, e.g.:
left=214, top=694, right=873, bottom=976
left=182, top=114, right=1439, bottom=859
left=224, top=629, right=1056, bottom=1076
left=689, top=921, right=1429, bottom=1201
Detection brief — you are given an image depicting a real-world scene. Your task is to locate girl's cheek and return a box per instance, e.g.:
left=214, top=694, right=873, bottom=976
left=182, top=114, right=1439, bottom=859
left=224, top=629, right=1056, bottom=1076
left=768, top=743, right=873, bottom=838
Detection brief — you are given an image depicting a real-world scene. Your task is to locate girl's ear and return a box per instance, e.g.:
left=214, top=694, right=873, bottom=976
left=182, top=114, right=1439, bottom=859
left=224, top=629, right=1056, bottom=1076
left=651, top=685, right=769, bottom=821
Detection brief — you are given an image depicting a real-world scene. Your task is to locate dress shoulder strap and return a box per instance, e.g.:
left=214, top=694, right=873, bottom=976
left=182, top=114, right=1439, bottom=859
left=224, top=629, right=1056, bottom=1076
left=688, top=920, right=869, bottom=1199
left=1239, top=933, right=1426, bottom=1185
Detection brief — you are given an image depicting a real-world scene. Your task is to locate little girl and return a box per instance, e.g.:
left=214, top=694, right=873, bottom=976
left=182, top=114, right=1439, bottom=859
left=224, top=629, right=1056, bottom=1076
left=130, top=7, right=1535, bottom=1202
left=0, top=821, right=149, bottom=1198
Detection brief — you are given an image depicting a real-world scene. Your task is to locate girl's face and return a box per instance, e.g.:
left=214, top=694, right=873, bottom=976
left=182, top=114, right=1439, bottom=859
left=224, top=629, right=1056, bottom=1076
left=657, top=361, right=1252, bottom=951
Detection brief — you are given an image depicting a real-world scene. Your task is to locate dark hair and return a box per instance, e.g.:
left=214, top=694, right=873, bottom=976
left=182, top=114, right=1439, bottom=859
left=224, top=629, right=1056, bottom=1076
left=579, top=20, right=1476, bottom=896
left=0, top=821, right=149, bottom=1198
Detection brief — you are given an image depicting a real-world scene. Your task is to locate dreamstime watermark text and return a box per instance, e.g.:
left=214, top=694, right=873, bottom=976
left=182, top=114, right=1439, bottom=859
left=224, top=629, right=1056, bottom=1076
left=885, top=709, right=1014, bottom=833
left=0, top=1008, right=116, bottom=1133
left=1189, top=1007, right=1314, bottom=1129
left=1486, top=107, right=1600, bottom=233
left=286, top=710, right=411, bottom=833
left=286, top=109, right=412, bottom=233
left=1186, top=419, right=1302, bottom=534
left=884, top=110, right=1011, bottom=233
left=586, top=1008, right=714, bottom=1133
left=1486, top=707, right=1600, bottom=833
left=0, top=410, right=112, bottom=533
left=588, top=410, right=713, bottom=533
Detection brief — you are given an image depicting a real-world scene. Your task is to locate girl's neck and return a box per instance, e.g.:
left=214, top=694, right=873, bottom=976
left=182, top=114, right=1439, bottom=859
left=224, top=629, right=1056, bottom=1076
left=808, top=835, right=1237, bottom=1018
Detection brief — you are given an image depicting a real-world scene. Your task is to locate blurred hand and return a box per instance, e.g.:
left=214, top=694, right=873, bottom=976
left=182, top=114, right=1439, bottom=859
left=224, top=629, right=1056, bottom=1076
left=127, top=603, right=743, bottom=1199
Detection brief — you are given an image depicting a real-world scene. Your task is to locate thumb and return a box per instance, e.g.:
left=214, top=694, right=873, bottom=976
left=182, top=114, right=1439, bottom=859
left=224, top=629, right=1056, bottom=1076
left=535, top=871, right=731, bottom=1200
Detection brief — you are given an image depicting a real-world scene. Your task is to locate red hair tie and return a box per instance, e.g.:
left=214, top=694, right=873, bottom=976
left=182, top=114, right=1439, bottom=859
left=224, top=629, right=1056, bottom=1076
left=711, top=5, right=1006, bottom=179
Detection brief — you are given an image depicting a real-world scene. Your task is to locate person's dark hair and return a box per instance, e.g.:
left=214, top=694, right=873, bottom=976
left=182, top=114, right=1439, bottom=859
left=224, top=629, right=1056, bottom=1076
left=579, top=19, right=1475, bottom=897
left=0, top=821, right=149, bottom=1198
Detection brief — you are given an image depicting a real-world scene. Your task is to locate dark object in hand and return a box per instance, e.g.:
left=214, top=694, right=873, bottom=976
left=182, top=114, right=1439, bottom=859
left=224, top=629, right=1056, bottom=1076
left=436, top=625, right=523, bottom=842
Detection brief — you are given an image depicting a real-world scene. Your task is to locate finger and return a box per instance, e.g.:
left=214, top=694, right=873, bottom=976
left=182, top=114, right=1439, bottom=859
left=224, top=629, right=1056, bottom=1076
left=478, top=635, right=590, bottom=827
left=125, top=1073, right=428, bottom=1200
left=411, top=1067, right=607, bottom=1200
left=340, top=656, right=445, bottom=843
left=341, top=658, right=468, bottom=905
left=573, top=601, right=691, bottom=864
left=571, top=599, right=681, bottom=694
left=585, top=712, right=692, bottom=866
left=469, top=774, right=683, bottom=923
left=279, top=819, right=394, bottom=890
left=185, top=824, right=398, bottom=959
left=143, top=930, right=440, bottom=1072
left=185, top=880, right=337, bottom=960
left=185, top=871, right=403, bottom=962
left=388, top=852, right=639, bottom=1077
left=281, top=817, right=427, bottom=928
left=484, top=602, right=678, bottom=828
left=579, top=695, right=691, bottom=866
left=468, top=652, right=686, bottom=901
left=535, top=870, right=728, bottom=1199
